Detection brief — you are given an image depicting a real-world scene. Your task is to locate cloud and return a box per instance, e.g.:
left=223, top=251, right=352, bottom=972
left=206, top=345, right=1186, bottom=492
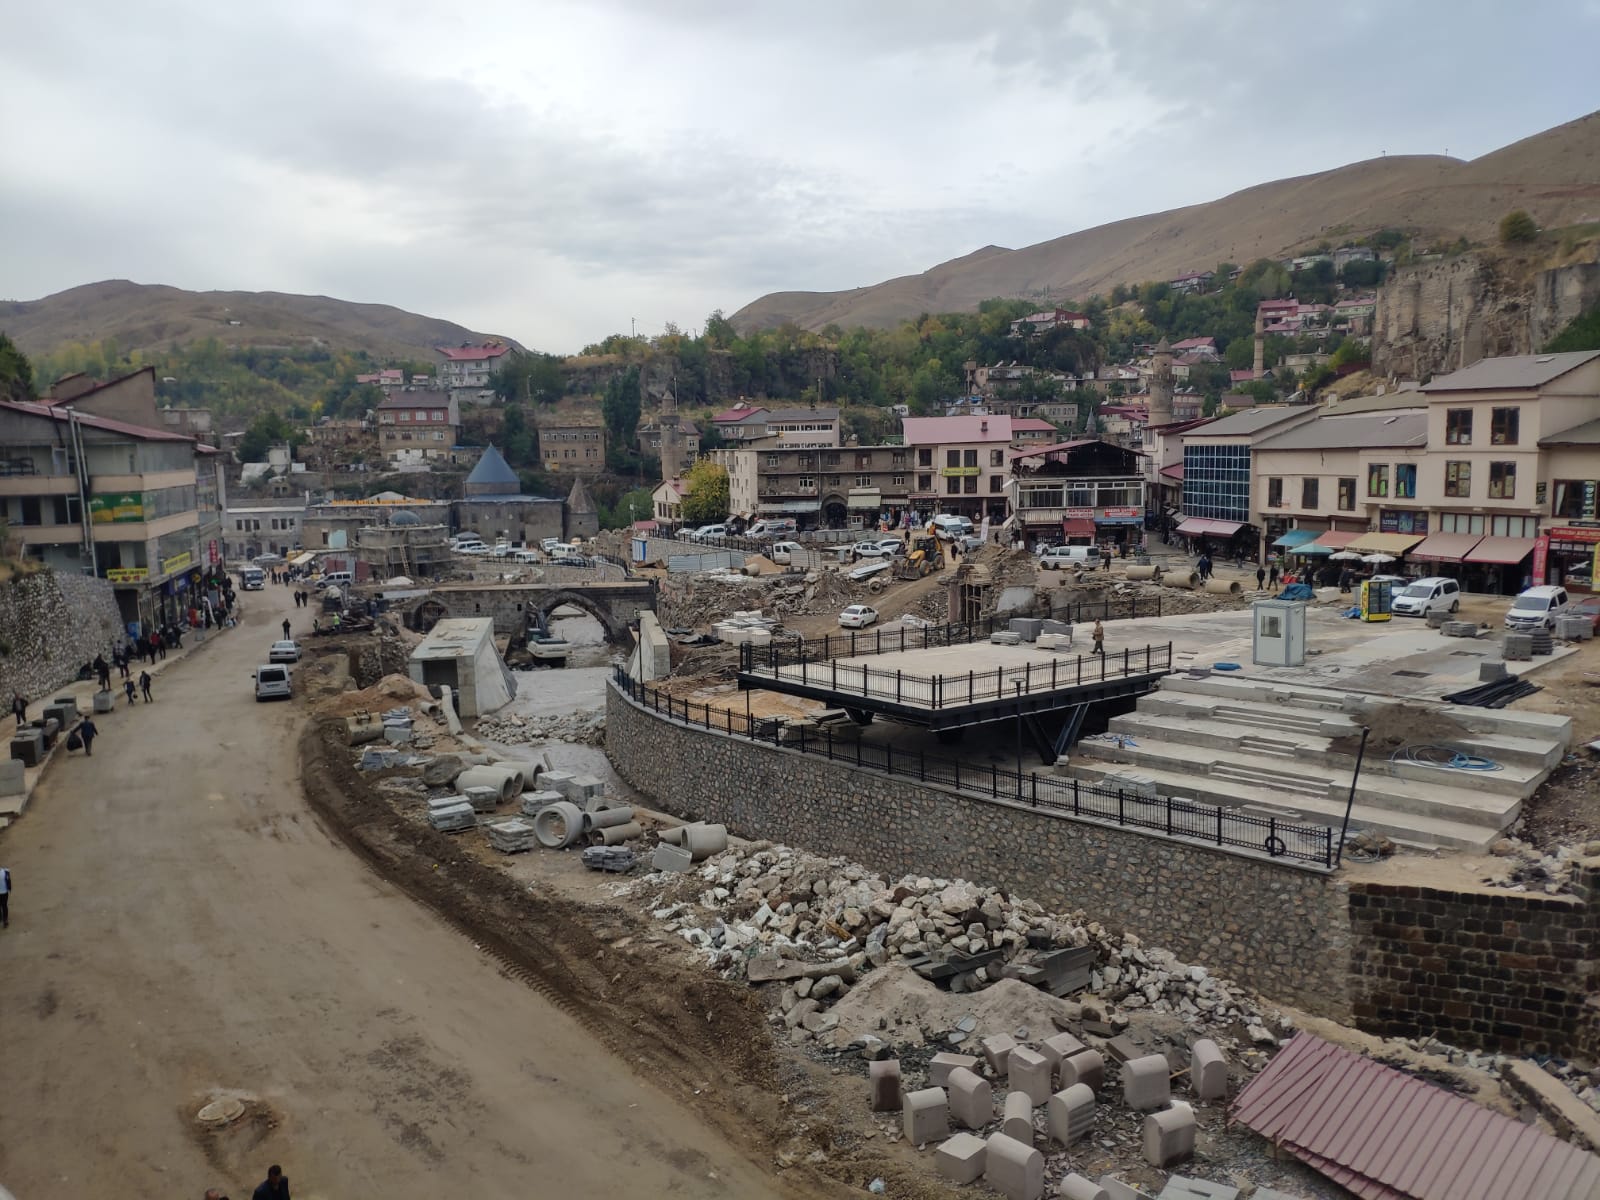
left=1, top=0, right=1597, bottom=350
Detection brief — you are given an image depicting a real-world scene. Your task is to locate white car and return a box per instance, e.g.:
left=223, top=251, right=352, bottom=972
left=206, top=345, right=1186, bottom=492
left=688, top=524, right=729, bottom=542
left=540, top=537, right=564, bottom=552
left=1391, top=576, right=1461, bottom=616
left=455, top=543, right=490, bottom=555
left=839, top=604, right=879, bottom=629
left=1505, top=585, right=1571, bottom=633
left=267, top=639, right=302, bottom=663
left=850, top=541, right=892, bottom=561
left=770, top=541, right=803, bottom=565
left=1039, top=545, right=1095, bottom=569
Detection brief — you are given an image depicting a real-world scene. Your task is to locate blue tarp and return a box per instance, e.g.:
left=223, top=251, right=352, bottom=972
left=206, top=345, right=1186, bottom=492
left=1276, top=583, right=1316, bottom=601
left=1272, top=529, right=1318, bottom=549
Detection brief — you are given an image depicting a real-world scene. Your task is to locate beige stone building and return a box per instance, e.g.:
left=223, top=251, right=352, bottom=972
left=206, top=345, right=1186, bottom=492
left=538, top=418, right=606, bottom=474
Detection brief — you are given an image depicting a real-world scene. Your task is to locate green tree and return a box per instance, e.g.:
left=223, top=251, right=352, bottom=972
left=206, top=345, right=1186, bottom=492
left=237, top=410, right=302, bottom=462
left=1543, top=304, right=1600, bottom=352
left=1328, top=339, right=1370, bottom=371
left=491, top=350, right=566, bottom=405
left=679, top=460, right=729, bottom=525
left=1499, top=210, right=1538, bottom=245
left=501, top=402, right=535, bottom=465
left=0, top=332, right=37, bottom=402
left=601, top=365, right=642, bottom=449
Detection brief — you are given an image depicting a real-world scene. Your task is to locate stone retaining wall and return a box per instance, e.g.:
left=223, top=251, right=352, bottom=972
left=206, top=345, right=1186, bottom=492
left=1349, top=870, right=1600, bottom=1055
left=606, top=680, right=1354, bottom=1018
left=0, top=570, right=125, bottom=706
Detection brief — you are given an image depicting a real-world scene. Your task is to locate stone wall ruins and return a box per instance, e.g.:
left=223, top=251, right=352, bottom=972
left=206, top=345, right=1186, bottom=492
left=0, top=569, right=125, bottom=705
left=606, top=680, right=1354, bottom=1018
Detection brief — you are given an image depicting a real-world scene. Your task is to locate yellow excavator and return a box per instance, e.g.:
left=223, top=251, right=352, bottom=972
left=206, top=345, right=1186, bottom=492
left=894, top=535, right=946, bottom=579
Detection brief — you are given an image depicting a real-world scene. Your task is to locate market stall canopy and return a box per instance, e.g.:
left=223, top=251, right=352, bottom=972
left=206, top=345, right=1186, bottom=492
left=1408, top=532, right=1483, bottom=562
left=1465, top=535, right=1537, bottom=564
left=1298, top=529, right=1361, bottom=555
left=1346, top=531, right=1426, bottom=555
left=1272, top=529, right=1319, bottom=549
left=1175, top=517, right=1245, bottom=537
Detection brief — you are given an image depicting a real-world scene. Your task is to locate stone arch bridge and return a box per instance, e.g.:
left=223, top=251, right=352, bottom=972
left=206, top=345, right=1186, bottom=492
left=401, top=580, right=655, bottom=646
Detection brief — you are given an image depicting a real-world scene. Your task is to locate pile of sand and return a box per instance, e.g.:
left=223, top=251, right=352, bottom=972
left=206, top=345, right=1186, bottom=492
left=827, top=963, right=1077, bottom=1046
left=314, top=672, right=433, bottom=717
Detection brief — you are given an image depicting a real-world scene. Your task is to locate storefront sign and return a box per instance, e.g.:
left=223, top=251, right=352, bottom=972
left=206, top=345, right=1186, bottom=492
left=938, top=466, right=981, bottom=477
left=208, top=539, right=219, bottom=565
left=89, top=493, right=146, bottom=524
left=1547, top=526, right=1600, bottom=543
left=161, top=550, right=193, bottom=576
left=1532, top=535, right=1549, bottom=584
left=105, top=567, right=149, bottom=583
left=1101, top=507, right=1142, bottom=518
left=1379, top=510, right=1429, bottom=535
left=1063, top=507, right=1094, bottom=520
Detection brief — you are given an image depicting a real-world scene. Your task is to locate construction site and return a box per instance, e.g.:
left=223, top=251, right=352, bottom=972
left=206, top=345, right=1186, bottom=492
left=214, top=525, right=1600, bottom=1200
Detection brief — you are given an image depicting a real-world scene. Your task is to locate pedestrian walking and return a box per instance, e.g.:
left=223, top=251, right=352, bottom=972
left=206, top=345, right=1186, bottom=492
left=11, top=691, right=26, bottom=730
left=1092, top=619, right=1105, bottom=656
left=94, top=654, right=111, bottom=691
left=1339, top=568, right=1353, bottom=594
left=0, top=864, right=11, bottom=928
left=1256, top=565, right=1267, bottom=590
left=140, top=670, right=153, bottom=703
left=1269, top=562, right=1281, bottom=589
left=124, top=678, right=137, bottom=705
left=76, top=716, right=98, bottom=757
left=282, top=618, right=292, bottom=640
left=154, top=630, right=166, bottom=660
left=252, top=1163, right=290, bottom=1200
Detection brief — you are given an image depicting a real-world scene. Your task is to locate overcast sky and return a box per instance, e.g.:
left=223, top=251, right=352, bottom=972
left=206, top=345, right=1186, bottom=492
left=3, top=0, right=1597, bottom=352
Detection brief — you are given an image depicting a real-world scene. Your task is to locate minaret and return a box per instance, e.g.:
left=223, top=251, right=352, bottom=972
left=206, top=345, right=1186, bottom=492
left=658, top=384, right=683, bottom=483
left=1252, top=309, right=1266, bottom=378
left=1148, top=337, right=1174, bottom=428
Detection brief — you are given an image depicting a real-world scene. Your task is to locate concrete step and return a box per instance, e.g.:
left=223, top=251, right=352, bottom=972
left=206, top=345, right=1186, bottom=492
left=1213, top=705, right=1330, bottom=735
left=1055, top=760, right=1504, bottom=852
left=1238, top=736, right=1300, bottom=758
left=1159, top=672, right=1347, bottom=711
left=1070, top=735, right=1519, bottom=831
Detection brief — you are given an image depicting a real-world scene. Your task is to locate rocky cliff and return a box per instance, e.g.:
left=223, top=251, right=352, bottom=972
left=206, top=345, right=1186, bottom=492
left=0, top=570, right=125, bottom=705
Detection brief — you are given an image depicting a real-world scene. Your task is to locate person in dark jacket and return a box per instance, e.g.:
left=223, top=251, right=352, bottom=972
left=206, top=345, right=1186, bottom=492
left=139, top=671, right=153, bottom=703
left=252, top=1164, right=289, bottom=1199
left=76, top=716, right=98, bottom=757
left=1256, top=564, right=1267, bottom=590
left=94, top=654, right=111, bottom=691
left=11, top=692, right=28, bottom=729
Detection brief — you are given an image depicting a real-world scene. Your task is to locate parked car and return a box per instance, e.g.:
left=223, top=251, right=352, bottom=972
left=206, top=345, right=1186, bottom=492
left=770, top=541, right=803, bottom=565
left=1573, top=595, right=1600, bottom=633
left=929, top=514, right=974, bottom=541
left=1039, top=545, right=1095, bottom=570
left=1391, top=576, right=1461, bottom=617
left=490, top=542, right=513, bottom=558
left=850, top=540, right=892, bottom=561
left=1504, top=585, right=1572, bottom=633
left=511, top=549, right=542, bottom=564
left=540, top=537, right=565, bottom=552
left=838, top=604, right=879, bottom=629
left=252, top=664, right=292, bottom=702
left=876, top=538, right=906, bottom=558
left=267, top=639, right=302, bottom=663
left=455, top=543, right=490, bottom=556
left=746, top=518, right=797, bottom=539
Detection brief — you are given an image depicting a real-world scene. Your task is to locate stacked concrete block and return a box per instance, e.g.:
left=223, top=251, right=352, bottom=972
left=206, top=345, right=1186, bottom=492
left=1142, top=1103, right=1197, bottom=1168
left=548, top=772, right=604, bottom=803
left=427, top=798, right=476, bottom=832
left=0, top=758, right=24, bottom=797
left=1189, top=1039, right=1227, bottom=1103
left=520, top=788, right=565, bottom=817
left=1123, top=1055, right=1171, bottom=1110
left=1046, top=1083, right=1095, bottom=1148
left=1058, top=1176, right=1109, bottom=1200
left=1157, top=1178, right=1241, bottom=1199
left=947, top=1067, right=993, bottom=1129
left=903, top=1087, right=950, bottom=1145
left=990, top=631, right=1024, bottom=646
left=1040, top=1032, right=1086, bottom=1081
left=935, top=1132, right=987, bottom=1185
left=651, top=843, right=694, bottom=873
left=1556, top=615, right=1593, bottom=641
left=1425, top=610, right=1451, bottom=629
left=1442, top=620, right=1480, bottom=638
left=870, top=1059, right=901, bottom=1112
left=981, top=1032, right=1018, bottom=1074
left=1009, top=617, right=1043, bottom=642
left=1503, top=632, right=1534, bottom=660
left=484, top=819, right=539, bottom=853
left=1530, top=631, right=1555, bottom=656
left=462, top=786, right=501, bottom=813
left=1039, top=619, right=1071, bottom=637
left=580, top=845, right=636, bottom=872
left=1059, top=1049, right=1105, bottom=1093
left=1002, top=1090, right=1034, bottom=1143
left=984, top=1131, right=1045, bottom=1200
left=929, top=1052, right=979, bottom=1086
left=1008, top=1046, right=1053, bottom=1106
left=1479, top=661, right=1509, bottom=682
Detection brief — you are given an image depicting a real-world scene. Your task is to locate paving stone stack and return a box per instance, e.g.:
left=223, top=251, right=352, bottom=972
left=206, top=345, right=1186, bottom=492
left=462, top=785, right=501, bottom=813
left=990, top=631, right=1023, bottom=646
left=485, top=818, right=539, bottom=853
left=520, top=788, right=565, bottom=817
left=1503, top=632, right=1534, bottom=661
left=582, top=845, right=636, bottom=872
left=1529, top=630, right=1555, bottom=656
left=1442, top=621, right=1481, bottom=638
left=1555, top=615, right=1593, bottom=641
left=427, top=797, right=476, bottom=832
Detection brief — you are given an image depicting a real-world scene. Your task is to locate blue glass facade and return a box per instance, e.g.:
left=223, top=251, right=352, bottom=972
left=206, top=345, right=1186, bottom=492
left=1183, top=442, right=1252, bottom=522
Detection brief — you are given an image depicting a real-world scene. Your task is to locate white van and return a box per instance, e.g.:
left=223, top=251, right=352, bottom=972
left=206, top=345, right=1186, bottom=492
left=317, top=570, right=353, bottom=590
left=747, top=518, right=797, bottom=539
left=512, top=549, right=541, bottom=564
left=239, top=566, right=265, bottom=591
left=253, top=664, right=292, bottom=701
left=1039, top=545, right=1095, bottom=570
left=1504, top=585, right=1571, bottom=633
left=548, top=542, right=582, bottom=562
left=1391, top=576, right=1461, bottom=617
left=929, top=515, right=974, bottom=541
left=770, top=540, right=803, bottom=565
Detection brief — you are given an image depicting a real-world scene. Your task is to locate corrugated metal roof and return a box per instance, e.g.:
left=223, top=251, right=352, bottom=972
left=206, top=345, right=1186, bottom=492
left=1419, top=350, right=1600, bottom=392
left=1257, top=411, right=1427, bottom=451
left=1182, top=406, right=1313, bottom=439
left=1231, top=1034, right=1600, bottom=1200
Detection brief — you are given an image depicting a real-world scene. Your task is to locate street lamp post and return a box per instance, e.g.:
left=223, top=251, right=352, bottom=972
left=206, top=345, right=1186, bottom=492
left=1014, top=680, right=1025, bottom=792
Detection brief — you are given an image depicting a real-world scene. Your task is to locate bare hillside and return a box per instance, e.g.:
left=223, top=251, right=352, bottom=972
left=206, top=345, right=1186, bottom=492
left=733, top=110, right=1600, bottom=332
left=0, top=280, right=518, bottom=359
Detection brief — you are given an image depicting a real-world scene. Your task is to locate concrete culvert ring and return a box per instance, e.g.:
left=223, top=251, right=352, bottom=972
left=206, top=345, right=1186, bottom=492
left=197, top=1096, right=246, bottom=1126
left=532, top=801, right=587, bottom=849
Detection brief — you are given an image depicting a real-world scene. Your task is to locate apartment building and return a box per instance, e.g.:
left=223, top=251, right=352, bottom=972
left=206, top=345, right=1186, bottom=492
left=714, top=443, right=915, bottom=529
left=436, top=342, right=512, bottom=389
left=1175, top=406, right=1317, bottom=550
left=901, top=415, right=1017, bottom=523
left=711, top=405, right=841, bottom=448
left=1008, top=440, right=1147, bottom=547
left=538, top=419, right=606, bottom=474
left=224, top=500, right=306, bottom=561
left=375, top=391, right=460, bottom=455
left=0, top=399, right=228, bottom=629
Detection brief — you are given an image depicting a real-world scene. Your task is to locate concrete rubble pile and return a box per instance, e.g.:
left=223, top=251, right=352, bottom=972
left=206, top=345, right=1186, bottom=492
left=475, top=709, right=606, bottom=747
left=625, top=841, right=1279, bottom=1045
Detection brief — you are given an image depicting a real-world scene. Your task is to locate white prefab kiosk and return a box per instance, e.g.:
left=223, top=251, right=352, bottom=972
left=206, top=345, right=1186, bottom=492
left=1251, top=599, right=1307, bottom=667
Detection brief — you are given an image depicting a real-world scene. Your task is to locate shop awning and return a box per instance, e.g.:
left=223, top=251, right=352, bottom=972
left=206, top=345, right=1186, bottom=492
left=1062, top=519, right=1095, bottom=536
left=846, top=490, right=882, bottom=510
left=1465, top=535, right=1537, bottom=565
left=288, top=551, right=316, bottom=566
left=1346, top=531, right=1426, bottom=554
left=1306, top=530, right=1360, bottom=550
left=757, top=501, right=819, bottom=514
left=1175, top=517, right=1245, bottom=537
left=1409, top=532, right=1483, bottom=562
left=1272, top=529, right=1319, bottom=549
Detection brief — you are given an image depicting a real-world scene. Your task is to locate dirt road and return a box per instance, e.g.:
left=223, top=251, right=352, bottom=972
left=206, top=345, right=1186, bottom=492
left=0, top=586, right=791, bottom=1199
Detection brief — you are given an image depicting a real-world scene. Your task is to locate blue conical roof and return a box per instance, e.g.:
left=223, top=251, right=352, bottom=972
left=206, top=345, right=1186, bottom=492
left=466, top=445, right=518, bottom=488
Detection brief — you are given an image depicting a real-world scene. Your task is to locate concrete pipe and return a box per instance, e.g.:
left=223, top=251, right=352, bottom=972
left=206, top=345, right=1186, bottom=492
left=1124, top=565, right=1160, bottom=581
left=1202, top=578, right=1242, bottom=595
left=456, top=765, right=521, bottom=804
left=683, top=822, right=729, bottom=861
left=531, top=801, right=587, bottom=849
left=658, top=825, right=687, bottom=846
left=588, top=806, right=636, bottom=830
left=346, top=720, right=384, bottom=746
left=486, top=760, right=529, bottom=793
left=1161, top=570, right=1200, bottom=589
left=595, top=821, right=643, bottom=845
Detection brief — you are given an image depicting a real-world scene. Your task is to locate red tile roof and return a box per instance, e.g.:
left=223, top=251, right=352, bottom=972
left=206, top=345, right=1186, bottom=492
left=1009, top=418, right=1058, bottom=432
left=376, top=391, right=452, bottom=410
left=1232, top=1034, right=1600, bottom=1200
left=712, top=405, right=766, bottom=424
left=436, top=343, right=510, bottom=361
left=901, top=415, right=1014, bottom=443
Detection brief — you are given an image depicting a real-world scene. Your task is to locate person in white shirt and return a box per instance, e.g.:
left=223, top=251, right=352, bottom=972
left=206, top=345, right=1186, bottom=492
left=0, top=865, right=10, bottom=928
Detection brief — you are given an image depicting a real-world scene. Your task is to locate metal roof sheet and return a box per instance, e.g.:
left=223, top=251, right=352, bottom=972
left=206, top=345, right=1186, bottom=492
left=1419, top=350, right=1600, bottom=393
left=1231, top=1034, right=1600, bottom=1200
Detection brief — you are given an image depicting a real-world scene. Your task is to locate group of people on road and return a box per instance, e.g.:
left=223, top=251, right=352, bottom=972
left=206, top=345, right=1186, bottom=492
left=1254, top=562, right=1283, bottom=591
left=203, top=1161, right=292, bottom=1200
left=291, top=589, right=313, bottom=608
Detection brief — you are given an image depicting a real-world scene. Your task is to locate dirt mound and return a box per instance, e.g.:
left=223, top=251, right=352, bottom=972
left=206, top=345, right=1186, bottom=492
left=827, top=964, right=1079, bottom=1045
left=314, top=672, right=433, bottom=717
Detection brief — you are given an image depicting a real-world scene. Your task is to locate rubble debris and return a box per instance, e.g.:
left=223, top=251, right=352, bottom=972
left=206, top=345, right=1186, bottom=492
left=581, top=846, right=637, bottom=873
left=475, top=709, right=606, bottom=747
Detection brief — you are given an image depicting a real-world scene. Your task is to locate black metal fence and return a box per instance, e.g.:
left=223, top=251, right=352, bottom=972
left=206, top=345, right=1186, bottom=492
left=614, top=669, right=1336, bottom=869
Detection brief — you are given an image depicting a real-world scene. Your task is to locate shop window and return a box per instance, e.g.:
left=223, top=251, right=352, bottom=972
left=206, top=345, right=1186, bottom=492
left=1337, top=478, right=1355, bottom=511
left=946, top=477, right=961, bottom=495
left=1552, top=479, right=1600, bottom=520
left=1488, top=461, right=1516, bottom=499
left=1301, top=478, right=1319, bottom=509
left=1366, top=464, right=1389, bottom=498
left=990, top=476, right=1004, bottom=493
left=1445, top=409, right=1472, bottom=444
left=1394, top=464, right=1417, bottom=499
left=1491, top=407, right=1519, bottom=446
left=1444, top=461, right=1471, bottom=498
left=963, top=449, right=978, bottom=468
left=917, top=474, right=932, bottom=491
left=1267, top=478, right=1283, bottom=508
